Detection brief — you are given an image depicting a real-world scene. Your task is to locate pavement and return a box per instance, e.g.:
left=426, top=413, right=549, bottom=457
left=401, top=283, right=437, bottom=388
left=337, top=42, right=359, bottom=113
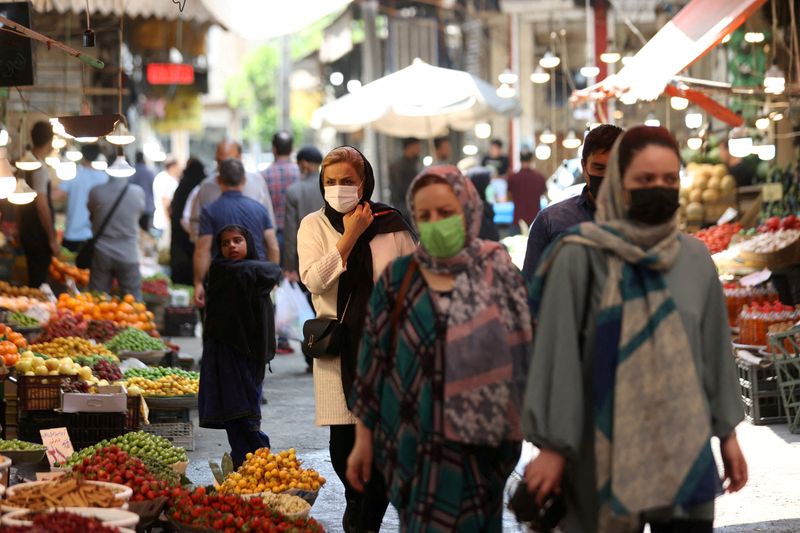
left=172, top=335, right=800, bottom=532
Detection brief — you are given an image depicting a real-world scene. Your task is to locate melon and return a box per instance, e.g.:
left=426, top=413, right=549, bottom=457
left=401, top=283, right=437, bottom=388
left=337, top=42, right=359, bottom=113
left=702, top=189, right=720, bottom=203
left=686, top=202, right=704, bottom=221
left=720, top=175, right=736, bottom=193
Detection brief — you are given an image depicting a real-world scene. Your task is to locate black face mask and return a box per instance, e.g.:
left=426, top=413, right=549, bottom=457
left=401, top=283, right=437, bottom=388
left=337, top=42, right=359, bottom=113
left=586, top=174, right=604, bottom=199
left=627, top=187, right=680, bottom=225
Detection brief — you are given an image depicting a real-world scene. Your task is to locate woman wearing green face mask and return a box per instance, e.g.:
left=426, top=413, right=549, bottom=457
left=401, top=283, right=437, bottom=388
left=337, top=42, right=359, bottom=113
left=521, top=126, right=747, bottom=533
left=346, top=165, right=533, bottom=532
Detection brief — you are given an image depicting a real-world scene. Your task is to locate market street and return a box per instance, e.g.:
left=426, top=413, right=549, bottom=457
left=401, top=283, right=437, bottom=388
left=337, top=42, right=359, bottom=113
left=175, top=337, right=800, bottom=533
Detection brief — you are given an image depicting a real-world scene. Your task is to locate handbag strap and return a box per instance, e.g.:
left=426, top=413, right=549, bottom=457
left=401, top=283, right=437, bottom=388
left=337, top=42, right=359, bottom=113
left=389, top=258, right=418, bottom=348
left=94, top=183, right=129, bottom=241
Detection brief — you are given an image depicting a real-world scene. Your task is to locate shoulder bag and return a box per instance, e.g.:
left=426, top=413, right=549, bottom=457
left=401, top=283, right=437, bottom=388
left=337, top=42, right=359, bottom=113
left=76, top=184, right=129, bottom=269
left=302, top=293, right=353, bottom=359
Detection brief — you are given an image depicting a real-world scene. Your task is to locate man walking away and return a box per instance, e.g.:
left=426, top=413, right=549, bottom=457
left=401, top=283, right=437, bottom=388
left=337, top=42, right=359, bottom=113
left=193, top=159, right=280, bottom=308
left=262, top=131, right=300, bottom=264
left=284, top=146, right=324, bottom=281
left=87, top=169, right=146, bottom=298
left=388, top=137, right=421, bottom=219
left=56, top=144, right=108, bottom=252
left=130, top=151, right=155, bottom=230
left=481, top=138, right=510, bottom=177
left=18, top=121, right=58, bottom=287
left=507, top=148, right=547, bottom=233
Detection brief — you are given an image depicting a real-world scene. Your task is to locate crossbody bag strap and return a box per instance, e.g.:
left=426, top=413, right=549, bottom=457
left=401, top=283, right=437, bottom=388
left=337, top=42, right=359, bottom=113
left=94, top=183, right=129, bottom=241
left=389, top=258, right=418, bottom=349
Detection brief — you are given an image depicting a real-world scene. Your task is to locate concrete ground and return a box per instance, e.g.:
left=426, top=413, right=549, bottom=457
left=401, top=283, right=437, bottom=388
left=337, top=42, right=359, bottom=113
left=172, top=336, right=800, bottom=532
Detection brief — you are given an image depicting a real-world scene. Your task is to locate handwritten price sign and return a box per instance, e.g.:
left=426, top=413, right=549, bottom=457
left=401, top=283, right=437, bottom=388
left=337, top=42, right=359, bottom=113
left=40, top=428, right=75, bottom=467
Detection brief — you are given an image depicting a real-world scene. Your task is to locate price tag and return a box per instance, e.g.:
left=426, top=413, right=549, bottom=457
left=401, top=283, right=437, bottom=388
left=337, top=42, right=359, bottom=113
left=740, top=268, right=772, bottom=287
left=40, top=428, right=74, bottom=467
left=717, top=207, right=738, bottom=226
left=763, top=183, right=784, bottom=202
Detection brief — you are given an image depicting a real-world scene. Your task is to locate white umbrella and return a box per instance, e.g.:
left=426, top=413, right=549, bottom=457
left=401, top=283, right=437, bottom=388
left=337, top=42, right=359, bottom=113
left=312, top=59, right=521, bottom=138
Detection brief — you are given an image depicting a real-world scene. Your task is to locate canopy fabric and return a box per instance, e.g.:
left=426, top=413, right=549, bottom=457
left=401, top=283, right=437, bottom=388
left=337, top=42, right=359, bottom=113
left=311, top=59, right=522, bottom=138
left=572, top=0, right=767, bottom=104
left=31, top=0, right=220, bottom=24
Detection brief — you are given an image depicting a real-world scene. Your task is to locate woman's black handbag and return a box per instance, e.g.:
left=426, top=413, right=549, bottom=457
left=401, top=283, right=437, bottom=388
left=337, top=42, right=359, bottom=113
left=509, top=481, right=566, bottom=533
left=301, top=294, right=352, bottom=359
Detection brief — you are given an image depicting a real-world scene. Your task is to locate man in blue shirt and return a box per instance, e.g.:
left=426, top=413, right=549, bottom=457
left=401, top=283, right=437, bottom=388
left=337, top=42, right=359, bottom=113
left=521, top=124, right=623, bottom=280
left=193, top=158, right=280, bottom=307
left=55, top=144, right=108, bottom=251
left=129, top=152, right=155, bottom=230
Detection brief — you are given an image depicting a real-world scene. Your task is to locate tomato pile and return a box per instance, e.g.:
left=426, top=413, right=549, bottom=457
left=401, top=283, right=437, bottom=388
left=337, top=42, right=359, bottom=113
left=169, top=487, right=324, bottom=533
left=142, top=277, right=170, bottom=298
left=57, top=293, right=157, bottom=334
left=71, top=445, right=178, bottom=502
left=694, top=223, right=743, bottom=254
left=759, top=215, right=800, bottom=233
left=0, top=324, right=27, bottom=367
left=35, top=311, right=87, bottom=342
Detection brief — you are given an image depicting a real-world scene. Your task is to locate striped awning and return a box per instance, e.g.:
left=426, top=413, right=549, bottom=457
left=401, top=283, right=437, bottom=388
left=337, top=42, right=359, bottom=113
left=31, top=0, right=221, bottom=25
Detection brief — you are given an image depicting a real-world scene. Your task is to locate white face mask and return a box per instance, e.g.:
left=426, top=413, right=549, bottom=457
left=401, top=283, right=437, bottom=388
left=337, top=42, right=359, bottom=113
left=325, top=185, right=361, bottom=213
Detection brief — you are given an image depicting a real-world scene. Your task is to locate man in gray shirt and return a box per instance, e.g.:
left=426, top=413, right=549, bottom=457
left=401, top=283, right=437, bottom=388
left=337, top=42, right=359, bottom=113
left=87, top=176, right=146, bottom=299
left=188, top=140, right=275, bottom=243
left=283, top=146, right=324, bottom=278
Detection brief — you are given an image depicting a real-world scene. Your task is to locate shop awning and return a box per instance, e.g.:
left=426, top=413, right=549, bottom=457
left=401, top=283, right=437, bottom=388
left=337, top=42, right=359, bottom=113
left=31, top=0, right=220, bottom=25
left=572, top=0, right=767, bottom=104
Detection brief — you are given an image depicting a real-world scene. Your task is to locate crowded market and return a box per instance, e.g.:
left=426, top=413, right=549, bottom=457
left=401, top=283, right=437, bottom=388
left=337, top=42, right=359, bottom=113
left=0, top=0, right=798, bottom=532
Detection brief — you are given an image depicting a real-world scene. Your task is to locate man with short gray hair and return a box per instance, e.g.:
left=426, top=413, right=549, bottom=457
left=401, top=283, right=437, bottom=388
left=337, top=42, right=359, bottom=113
left=193, top=158, right=279, bottom=307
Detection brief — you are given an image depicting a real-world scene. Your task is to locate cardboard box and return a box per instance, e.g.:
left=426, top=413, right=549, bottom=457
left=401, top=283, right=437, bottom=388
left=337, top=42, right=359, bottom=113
left=61, top=387, right=127, bottom=414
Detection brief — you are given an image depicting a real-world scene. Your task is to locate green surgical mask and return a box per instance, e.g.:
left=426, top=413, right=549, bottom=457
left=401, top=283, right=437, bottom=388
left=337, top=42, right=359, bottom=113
left=418, top=214, right=466, bottom=258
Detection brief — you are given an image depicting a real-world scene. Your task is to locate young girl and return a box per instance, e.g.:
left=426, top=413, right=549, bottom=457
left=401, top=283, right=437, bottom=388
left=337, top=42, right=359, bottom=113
left=199, top=224, right=281, bottom=467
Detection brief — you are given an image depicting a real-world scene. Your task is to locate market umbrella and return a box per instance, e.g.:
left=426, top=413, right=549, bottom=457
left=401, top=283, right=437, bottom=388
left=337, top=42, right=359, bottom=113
left=311, top=59, right=522, bottom=138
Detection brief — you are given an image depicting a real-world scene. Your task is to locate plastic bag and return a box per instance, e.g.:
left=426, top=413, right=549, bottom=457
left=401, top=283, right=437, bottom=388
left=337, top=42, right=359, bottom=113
left=275, top=280, right=314, bottom=341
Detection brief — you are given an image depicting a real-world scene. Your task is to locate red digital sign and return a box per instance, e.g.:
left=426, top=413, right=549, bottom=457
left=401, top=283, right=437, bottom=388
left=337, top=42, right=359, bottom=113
left=146, top=63, right=195, bottom=85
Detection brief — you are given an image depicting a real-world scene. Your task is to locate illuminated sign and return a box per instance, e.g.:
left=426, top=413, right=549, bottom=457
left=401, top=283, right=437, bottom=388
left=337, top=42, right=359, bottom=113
left=146, top=63, right=195, bottom=85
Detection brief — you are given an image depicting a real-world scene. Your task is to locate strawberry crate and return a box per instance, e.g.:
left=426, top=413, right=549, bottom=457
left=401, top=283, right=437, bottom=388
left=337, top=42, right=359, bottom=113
left=143, top=421, right=194, bottom=451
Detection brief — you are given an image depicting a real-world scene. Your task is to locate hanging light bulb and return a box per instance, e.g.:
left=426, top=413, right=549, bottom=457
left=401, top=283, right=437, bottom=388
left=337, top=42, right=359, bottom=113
left=496, top=83, right=516, bottom=99
left=685, top=112, right=703, bottom=129
left=600, top=47, right=621, bottom=64
left=65, top=145, right=83, bottom=162
left=535, top=144, right=551, bottom=160
left=769, top=111, right=784, bottom=122
left=51, top=137, right=67, bottom=150
left=91, top=154, right=108, bottom=171
left=329, top=72, right=344, bottom=87
left=687, top=137, right=703, bottom=150
left=539, top=129, right=557, bottom=144
left=498, top=68, right=518, bottom=85
left=474, top=122, right=492, bottom=139
left=57, top=161, right=77, bottom=181
left=764, top=64, right=786, bottom=95
left=75, top=136, right=99, bottom=143
left=744, top=31, right=765, bottom=43
left=0, top=126, right=8, bottom=147
left=580, top=62, right=600, bottom=78
left=644, top=114, right=661, bottom=127
left=346, top=80, right=362, bottom=94
left=728, top=137, right=753, bottom=158
left=15, top=150, right=42, bottom=171
left=530, top=66, right=550, bottom=84
left=45, top=150, right=61, bottom=168
left=753, top=144, right=775, bottom=161
left=620, top=54, right=634, bottom=66
left=7, top=178, right=37, bottom=205
left=562, top=130, right=582, bottom=149
left=0, top=149, right=16, bottom=198
left=755, top=116, right=771, bottom=130
left=106, top=154, right=136, bottom=178
left=106, top=121, right=136, bottom=145
left=670, top=96, right=689, bottom=110
left=539, top=49, right=560, bottom=69
left=462, top=144, right=479, bottom=156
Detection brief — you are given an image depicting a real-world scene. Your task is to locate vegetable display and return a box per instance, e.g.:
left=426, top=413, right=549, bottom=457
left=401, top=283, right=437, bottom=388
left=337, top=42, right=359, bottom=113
left=0, top=511, right=121, bottom=533
left=57, top=293, right=157, bottom=333
left=0, top=439, right=46, bottom=452
left=219, top=448, right=325, bottom=495
left=29, top=337, right=114, bottom=359
left=0, top=324, right=27, bottom=367
left=3, top=477, right=125, bottom=510
left=49, top=257, right=90, bottom=286
left=695, top=223, right=743, bottom=255
left=62, top=431, right=188, bottom=467
left=7, top=311, right=40, bottom=328
left=0, top=282, right=47, bottom=301
left=105, top=327, right=166, bottom=354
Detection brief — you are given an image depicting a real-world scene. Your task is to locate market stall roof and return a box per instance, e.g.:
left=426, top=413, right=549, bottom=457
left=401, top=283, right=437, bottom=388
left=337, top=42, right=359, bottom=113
left=572, top=0, right=767, bottom=104
left=311, top=59, right=522, bottom=138
left=31, top=0, right=221, bottom=25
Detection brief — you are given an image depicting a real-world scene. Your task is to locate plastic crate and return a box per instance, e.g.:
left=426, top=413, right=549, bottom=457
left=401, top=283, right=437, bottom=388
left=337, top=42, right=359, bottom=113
left=17, top=411, right=62, bottom=444
left=162, top=307, right=198, bottom=337
left=127, top=395, right=142, bottom=430
left=60, top=411, right=126, bottom=451
left=17, top=375, right=67, bottom=412
left=148, top=407, right=190, bottom=424
left=142, top=421, right=194, bottom=451
left=737, top=358, right=785, bottom=425
left=767, top=328, right=800, bottom=433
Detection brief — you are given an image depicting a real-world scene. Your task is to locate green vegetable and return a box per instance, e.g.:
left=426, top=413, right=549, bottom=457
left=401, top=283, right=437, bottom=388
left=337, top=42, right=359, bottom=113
left=0, top=438, right=46, bottom=451
left=60, top=430, right=188, bottom=467
left=7, top=311, right=40, bottom=328
left=123, top=367, right=199, bottom=380
left=105, top=327, right=166, bottom=354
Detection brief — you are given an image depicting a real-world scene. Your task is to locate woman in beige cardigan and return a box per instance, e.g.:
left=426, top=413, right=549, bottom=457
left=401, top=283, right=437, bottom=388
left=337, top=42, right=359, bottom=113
left=298, top=145, right=415, bottom=532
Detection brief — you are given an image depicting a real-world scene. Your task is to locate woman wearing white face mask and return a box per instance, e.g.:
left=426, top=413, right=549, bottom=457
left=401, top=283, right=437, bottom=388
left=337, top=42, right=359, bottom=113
left=297, top=145, right=416, bottom=532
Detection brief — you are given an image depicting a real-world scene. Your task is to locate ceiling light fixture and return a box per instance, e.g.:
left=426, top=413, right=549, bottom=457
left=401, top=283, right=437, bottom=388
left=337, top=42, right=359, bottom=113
left=530, top=66, right=551, bottom=84
left=7, top=178, right=37, bottom=205
left=106, top=154, right=136, bottom=178
left=15, top=150, right=42, bottom=171
left=539, top=129, right=557, bottom=144
left=670, top=96, right=689, bottom=110
left=562, top=130, right=582, bottom=149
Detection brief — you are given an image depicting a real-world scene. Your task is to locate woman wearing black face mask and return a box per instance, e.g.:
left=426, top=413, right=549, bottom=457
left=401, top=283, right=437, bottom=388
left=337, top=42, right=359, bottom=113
left=520, top=126, right=747, bottom=533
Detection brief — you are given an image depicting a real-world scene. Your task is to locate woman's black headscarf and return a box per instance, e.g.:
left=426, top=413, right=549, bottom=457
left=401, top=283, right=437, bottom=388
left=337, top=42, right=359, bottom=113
left=171, top=159, right=207, bottom=285
left=319, top=146, right=414, bottom=399
left=171, top=158, right=206, bottom=229
left=203, top=224, right=281, bottom=382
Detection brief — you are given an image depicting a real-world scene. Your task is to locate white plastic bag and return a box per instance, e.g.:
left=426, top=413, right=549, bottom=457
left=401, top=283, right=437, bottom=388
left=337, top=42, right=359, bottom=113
left=275, top=279, right=313, bottom=341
